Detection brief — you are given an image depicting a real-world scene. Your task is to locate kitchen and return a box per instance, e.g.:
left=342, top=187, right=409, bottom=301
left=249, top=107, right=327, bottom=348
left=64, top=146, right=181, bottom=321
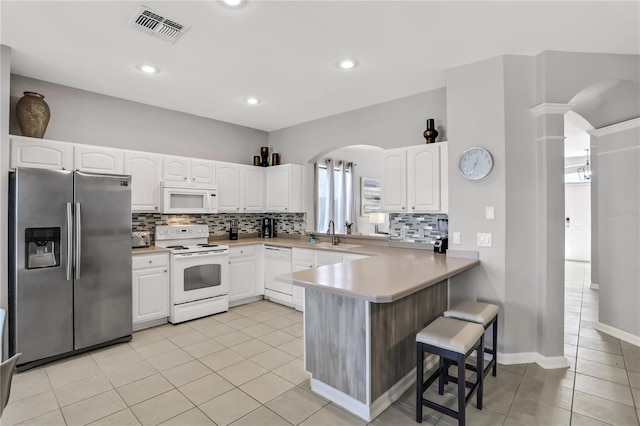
left=1, top=1, right=640, bottom=425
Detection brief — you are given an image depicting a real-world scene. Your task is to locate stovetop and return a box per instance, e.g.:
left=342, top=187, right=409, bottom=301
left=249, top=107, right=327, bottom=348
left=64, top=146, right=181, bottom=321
left=155, top=225, right=229, bottom=253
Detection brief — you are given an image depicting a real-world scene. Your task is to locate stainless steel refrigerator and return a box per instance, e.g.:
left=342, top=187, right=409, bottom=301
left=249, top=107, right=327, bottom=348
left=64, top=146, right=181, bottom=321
left=9, top=168, right=133, bottom=370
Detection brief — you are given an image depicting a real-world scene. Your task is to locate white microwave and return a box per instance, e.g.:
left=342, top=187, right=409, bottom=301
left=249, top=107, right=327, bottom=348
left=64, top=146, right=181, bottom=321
left=161, top=184, right=218, bottom=214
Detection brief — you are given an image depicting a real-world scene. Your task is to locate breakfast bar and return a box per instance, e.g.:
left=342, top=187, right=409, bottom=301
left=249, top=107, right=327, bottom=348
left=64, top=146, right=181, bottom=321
left=280, top=249, right=479, bottom=422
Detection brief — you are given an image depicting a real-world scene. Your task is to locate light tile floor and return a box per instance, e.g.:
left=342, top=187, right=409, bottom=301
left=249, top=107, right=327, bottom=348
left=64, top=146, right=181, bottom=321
left=4, top=261, right=639, bottom=425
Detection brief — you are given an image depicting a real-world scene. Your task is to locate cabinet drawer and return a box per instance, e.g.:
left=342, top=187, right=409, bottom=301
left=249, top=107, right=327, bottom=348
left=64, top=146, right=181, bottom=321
left=292, top=248, right=314, bottom=263
left=229, top=245, right=258, bottom=257
left=132, top=254, right=169, bottom=270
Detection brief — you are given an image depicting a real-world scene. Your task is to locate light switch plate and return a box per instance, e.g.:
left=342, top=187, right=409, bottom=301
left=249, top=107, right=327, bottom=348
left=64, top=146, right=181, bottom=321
left=486, top=206, right=495, bottom=220
left=452, top=232, right=461, bottom=244
left=400, top=227, right=407, bottom=238
left=477, top=233, right=492, bottom=247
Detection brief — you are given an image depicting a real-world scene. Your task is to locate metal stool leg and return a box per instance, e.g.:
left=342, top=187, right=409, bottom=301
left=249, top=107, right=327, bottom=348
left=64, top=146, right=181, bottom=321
left=457, top=353, right=466, bottom=426
left=438, top=357, right=445, bottom=395
left=492, top=319, right=498, bottom=376
left=416, top=343, right=423, bottom=423
left=477, top=336, right=484, bottom=409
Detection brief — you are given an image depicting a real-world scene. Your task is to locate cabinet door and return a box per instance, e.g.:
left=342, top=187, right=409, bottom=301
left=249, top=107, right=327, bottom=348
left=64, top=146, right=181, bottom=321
left=74, top=145, right=124, bottom=174
left=228, top=255, right=256, bottom=302
left=162, top=156, right=190, bottom=184
left=242, top=166, right=265, bottom=212
left=132, top=267, right=169, bottom=323
left=315, top=251, right=343, bottom=267
left=265, top=166, right=290, bottom=212
left=407, top=144, right=441, bottom=212
left=125, top=151, right=162, bottom=212
left=291, top=260, right=312, bottom=312
left=10, top=136, right=73, bottom=170
left=191, top=160, right=216, bottom=185
left=381, top=148, right=407, bottom=212
left=217, top=163, right=242, bottom=212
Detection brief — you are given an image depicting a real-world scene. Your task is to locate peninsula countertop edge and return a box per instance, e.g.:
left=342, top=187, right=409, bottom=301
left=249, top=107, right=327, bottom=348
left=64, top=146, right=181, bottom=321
left=275, top=245, right=480, bottom=303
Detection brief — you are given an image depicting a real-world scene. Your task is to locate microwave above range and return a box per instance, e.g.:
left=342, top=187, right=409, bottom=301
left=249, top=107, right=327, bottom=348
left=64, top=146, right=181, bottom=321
left=161, top=183, right=217, bottom=214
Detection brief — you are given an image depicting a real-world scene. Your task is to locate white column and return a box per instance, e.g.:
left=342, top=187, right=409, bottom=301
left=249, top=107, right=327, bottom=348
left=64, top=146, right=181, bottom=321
left=531, top=103, right=572, bottom=367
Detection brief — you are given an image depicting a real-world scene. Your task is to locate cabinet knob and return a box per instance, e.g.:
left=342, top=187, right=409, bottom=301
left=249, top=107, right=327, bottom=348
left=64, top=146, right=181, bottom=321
left=240, top=250, right=244, bottom=254
left=164, top=269, right=167, bottom=273
left=148, top=260, right=152, bottom=263
left=192, top=178, right=195, bottom=181
left=155, top=206, right=158, bottom=210
left=285, top=207, right=288, bottom=211
left=402, top=206, right=406, bottom=210
left=412, top=206, right=415, bottom=209
left=184, top=177, right=187, bottom=180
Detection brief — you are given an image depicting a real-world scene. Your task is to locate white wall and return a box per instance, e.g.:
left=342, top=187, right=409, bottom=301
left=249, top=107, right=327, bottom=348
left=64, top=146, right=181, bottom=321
left=594, top=122, right=639, bottom=338
left=1, top=45, right=11, bottom=359
left=9, top=75, right=268, bottom=164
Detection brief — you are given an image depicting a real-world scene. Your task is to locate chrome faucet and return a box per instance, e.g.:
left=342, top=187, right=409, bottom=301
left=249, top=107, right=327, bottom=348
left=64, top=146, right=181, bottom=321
left=327, top=220, right=338, bottom=245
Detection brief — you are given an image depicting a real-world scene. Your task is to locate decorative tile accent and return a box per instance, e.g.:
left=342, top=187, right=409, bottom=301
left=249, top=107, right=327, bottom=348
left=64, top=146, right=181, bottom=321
left=388, top=213, right=448, bottom=244
left=132, top=213, right=306, bottom=244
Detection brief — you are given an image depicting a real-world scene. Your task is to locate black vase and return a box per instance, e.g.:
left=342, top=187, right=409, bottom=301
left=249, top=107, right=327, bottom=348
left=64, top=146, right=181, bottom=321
left=423, top=118, right=439, bottom=143
left=260, top=147, right=269, bottom=167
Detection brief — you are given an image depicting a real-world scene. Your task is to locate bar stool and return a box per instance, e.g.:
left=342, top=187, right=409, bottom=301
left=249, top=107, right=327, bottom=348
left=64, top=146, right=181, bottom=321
left=416, top=317, right=485, bottom=426
left=444, top=301, right=499, bottom=378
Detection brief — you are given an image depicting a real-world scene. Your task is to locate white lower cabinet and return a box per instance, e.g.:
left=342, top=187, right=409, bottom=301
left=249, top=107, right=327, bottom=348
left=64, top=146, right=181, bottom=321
left=314, top=251, right=344, bottom=267
left=132, top=253, right=170, bottom=329
left=228, top=245, right=264, bottom=305
left=292, top=248, right=315, bottom=312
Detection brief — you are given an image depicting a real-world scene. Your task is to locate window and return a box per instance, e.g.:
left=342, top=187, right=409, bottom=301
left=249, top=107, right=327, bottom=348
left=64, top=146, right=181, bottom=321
left=315, top=159, right=354, bottom=234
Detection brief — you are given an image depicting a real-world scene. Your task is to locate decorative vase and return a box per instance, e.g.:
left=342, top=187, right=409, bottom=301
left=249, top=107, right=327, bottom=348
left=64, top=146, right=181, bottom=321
left=423, top=118, right=438, bottom=143
left=16, top=92, right=50, bottom=138
left=260, top=147, right=269, bottom=167
left=271, top=153, right=280, bottom=166
left=253, top=155, right=261, bottom=166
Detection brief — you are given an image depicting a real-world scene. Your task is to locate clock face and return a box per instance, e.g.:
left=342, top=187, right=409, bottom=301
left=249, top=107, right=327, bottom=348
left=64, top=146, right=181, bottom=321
left=458, top=147, right=493, bottom=180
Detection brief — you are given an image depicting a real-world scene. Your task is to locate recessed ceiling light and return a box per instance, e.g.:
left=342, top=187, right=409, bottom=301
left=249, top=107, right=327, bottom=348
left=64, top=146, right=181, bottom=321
left=136, top=64, right=159, bottom=74
left=246, top=97, right=260, bottom=105
left=222, top=0, right=245, bottom=7
left=337, top=59, right=358, bottom=70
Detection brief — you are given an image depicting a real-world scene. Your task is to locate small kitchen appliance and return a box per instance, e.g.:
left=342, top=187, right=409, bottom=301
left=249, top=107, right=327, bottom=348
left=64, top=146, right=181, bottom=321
left=434, top=237, right=448, bottom=254
left=155, top=225, right=229, bottom=323
left=131, top=231, right=150, bottom=248
left=260, top=218, right=277, bottom=238
left=229, top=220, right=238, bottom=240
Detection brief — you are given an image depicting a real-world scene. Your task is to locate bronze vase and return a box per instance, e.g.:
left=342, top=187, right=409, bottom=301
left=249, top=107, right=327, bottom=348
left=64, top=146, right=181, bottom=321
left=16, top=92, right=51, bottom=138
left=260, top=147, right=269, bottom=167
left=423, top=118, right=438, bottom=143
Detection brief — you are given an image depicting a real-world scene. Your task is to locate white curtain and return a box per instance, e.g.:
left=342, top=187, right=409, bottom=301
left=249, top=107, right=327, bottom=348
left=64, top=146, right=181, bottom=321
left=314, top=159, right=355, bottom=234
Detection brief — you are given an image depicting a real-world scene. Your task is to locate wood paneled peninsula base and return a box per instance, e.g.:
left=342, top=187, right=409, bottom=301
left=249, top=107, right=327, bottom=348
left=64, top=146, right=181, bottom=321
left=284, top=249, right=479, bottom=421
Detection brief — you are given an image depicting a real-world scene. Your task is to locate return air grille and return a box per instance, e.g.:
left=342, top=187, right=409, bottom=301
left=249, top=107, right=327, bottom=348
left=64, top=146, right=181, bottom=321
left=129, top=6, right=189, bottom=44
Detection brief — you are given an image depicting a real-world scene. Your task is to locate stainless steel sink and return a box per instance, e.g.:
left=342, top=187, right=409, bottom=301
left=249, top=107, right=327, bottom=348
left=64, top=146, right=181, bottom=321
left=311, top=242, right=362, bottom=250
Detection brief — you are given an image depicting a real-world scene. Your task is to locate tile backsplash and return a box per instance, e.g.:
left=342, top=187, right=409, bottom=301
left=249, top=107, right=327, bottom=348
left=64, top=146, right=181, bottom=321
left=389, top=213, right=449, bottom=244
left=132, top=213, right=306, bottom=244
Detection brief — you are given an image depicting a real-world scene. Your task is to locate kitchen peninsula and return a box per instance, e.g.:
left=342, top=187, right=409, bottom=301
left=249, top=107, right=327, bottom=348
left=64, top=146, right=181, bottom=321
left=279, top=245, right=479, bottom=421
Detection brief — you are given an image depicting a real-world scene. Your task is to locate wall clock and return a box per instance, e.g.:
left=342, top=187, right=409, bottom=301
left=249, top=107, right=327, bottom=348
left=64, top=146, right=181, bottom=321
left=458, top=147, right=494, bottom=180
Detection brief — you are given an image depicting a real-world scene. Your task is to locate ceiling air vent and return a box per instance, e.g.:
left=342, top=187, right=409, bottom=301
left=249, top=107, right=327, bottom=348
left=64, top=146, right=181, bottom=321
left=129, top=6, right=189, bottom=44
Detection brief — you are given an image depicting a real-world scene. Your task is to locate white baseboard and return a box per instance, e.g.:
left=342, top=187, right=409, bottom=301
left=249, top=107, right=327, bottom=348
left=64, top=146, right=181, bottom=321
left=370, top=369, right=416, bottom=420
left=310, top=379, right=371, bottom=422
left=497, top=352, right=569, bottom=369
left=589, top=282, right=600, bottom=290
left=595, top=322, right=640, bottom=347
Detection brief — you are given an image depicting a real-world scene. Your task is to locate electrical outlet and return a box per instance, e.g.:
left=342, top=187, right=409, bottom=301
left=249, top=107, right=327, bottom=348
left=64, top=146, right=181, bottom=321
left=400, top=227, right=407, bottom=238
left=477, top=233, right=492, bottom=247
left=452, top=232, right=461, bottom=244
left=486, top=206, right=495, bottom=220
left=418, top=228, right=425, bottom=238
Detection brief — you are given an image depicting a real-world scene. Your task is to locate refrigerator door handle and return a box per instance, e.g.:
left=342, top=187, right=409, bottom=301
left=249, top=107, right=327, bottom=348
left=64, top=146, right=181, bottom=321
left=75, top=202, right=81, bottom=279
left=66, top=202, right=73, bottom=281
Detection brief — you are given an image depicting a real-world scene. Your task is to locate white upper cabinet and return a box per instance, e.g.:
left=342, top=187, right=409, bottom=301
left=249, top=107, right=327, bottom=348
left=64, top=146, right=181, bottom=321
left=265, top=164, right=303, bottom=212
left=381, top=143, right=448, bottom=214
left=10, top=136, right=73, bottom=170
left=162, top=156, right=216, bottom=187
left=407, top=144, right=441, bottom=212
left=124, top=151, right=162, bottom=212
left=74, top=145, right=124, bottom=174
left=191, top=159, right=216, bottom=185
left=381, top=148, right=407, bottom=212
left=242, top=166, right=265, bottom=212
left=217, top=162, right=242, bottom=212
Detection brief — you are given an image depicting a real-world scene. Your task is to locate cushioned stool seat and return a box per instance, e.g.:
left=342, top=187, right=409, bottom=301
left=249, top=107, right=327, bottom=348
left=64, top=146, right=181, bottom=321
left=416, top=317, right=485, bottom=426
left=444, top=301, right=499, bottom=378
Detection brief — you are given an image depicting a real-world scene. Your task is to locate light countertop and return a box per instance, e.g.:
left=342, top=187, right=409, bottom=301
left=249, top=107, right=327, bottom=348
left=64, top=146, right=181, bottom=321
left=131, top=246, right=171, bottom=255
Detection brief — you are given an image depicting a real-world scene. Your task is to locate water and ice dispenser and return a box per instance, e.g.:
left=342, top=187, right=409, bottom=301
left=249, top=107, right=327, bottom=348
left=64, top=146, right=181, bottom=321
left=25, top=227, right=60, bottom=269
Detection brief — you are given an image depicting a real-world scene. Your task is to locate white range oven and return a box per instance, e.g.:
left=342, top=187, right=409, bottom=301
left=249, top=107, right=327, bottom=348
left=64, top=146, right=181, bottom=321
left=155, top=225, right=229, bottom=324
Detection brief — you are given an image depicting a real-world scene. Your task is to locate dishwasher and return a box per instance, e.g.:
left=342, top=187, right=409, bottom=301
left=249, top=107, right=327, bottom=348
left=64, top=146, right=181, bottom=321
left=263, top=245, right=293, bottom=306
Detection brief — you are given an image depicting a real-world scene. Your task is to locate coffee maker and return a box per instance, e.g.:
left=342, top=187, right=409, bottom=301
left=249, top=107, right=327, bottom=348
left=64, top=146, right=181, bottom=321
left=260, top=218, right=277, bottom=238
left=229, top=220, right=238, bottom=240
